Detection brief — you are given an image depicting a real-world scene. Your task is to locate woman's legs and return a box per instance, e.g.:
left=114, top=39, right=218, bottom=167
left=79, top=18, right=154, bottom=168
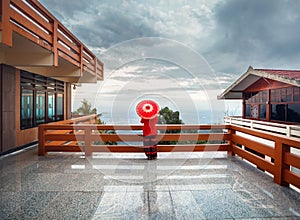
left=143, top=135, right=157, bottom=160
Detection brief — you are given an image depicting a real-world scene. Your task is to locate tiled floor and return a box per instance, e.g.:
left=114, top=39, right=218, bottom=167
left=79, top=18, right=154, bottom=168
left=0, top=146, right=299, bottom=219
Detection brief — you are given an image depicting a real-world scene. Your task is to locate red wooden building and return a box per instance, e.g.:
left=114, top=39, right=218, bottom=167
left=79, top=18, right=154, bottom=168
left=218, top=66, right=300, bottom=124
left=0, top=0, right=103, bottom=154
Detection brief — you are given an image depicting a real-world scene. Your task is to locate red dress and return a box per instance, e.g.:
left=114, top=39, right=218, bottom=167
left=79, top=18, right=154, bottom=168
left=141, top=116, right=158, bottom=159
left=141, top=116, right=158, bottom=136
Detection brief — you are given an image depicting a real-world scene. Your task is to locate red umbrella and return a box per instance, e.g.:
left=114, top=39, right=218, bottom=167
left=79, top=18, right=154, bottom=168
left=136, top=100, right=160, bottom=119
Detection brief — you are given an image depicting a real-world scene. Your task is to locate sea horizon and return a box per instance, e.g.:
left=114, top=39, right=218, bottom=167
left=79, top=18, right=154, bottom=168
left=98, top=109, right=236, bottom=125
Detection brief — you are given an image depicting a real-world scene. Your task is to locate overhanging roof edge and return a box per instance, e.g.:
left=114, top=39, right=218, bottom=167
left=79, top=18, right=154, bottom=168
left=218, top=66, right=300, bottom=100
left=250, top=69, right=300, bottom=87
left=217, top=66, right=254, bottom=100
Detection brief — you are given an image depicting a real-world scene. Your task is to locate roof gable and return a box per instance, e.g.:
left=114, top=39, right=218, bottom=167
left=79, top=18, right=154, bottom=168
left=218, top=66, right=300, bottom=100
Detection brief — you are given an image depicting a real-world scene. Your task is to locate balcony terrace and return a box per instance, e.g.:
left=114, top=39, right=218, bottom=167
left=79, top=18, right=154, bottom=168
left=0, top=0, right=103, bottom=83
left=0, top=115, right=299, bottom=219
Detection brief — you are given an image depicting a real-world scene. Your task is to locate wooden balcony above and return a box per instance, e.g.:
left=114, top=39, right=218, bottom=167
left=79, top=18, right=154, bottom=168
left=0, top=0, right=103, bottom=83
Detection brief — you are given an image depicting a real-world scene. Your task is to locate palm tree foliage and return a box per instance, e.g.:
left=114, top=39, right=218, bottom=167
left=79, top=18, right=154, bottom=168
left=74, top=99, right=117, bottom=145
left=73, top=99, right=97, bottom=115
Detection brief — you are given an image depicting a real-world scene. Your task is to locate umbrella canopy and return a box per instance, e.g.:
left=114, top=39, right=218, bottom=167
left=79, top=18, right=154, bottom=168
left=136, top=100, right=160, bottom=119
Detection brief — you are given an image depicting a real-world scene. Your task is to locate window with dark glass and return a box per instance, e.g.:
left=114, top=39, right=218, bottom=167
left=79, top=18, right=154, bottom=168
left=259, top=105, right=266, bottom=119
left=281, top=88, right=287, bottom=102
left=286, top=87, right=292, bottom=102
left=48, top=92, right=55, bottom=122
left=287, top=104, right=300, bottom=123
left=271, top=90, right=275, bottom=102
left=245, top=104, right=251, bottom=117
left=36, top=91, right=46, bottom=125
left=271, top=104, right=286, bottom=121
left=21, top=89, right=34, bottom=129
left=57, top=93, right=64, bottom=121
left=20, top=71, right=65, bottom=129
left=261, top=91, right=267, bottom=102
left=294, top=87, right=299, bottom=102
left=270, top=86, right=300, bottom=123
left=244, top=90, right=268, bottom=120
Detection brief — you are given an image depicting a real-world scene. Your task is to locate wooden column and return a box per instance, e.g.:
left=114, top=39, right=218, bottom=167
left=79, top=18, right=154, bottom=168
left=0, top=65, right=2, bottom=153
left=65, top=82, right=72, bottom=119
left=227, top=127, right=236, bottom=157
left=38, top=125, right=46, bottom=156
left=84, top=126, right=92, bottom=156
left=1, top=65, right=16, bottom=153
left=266, top=89, right=271, bottom=121
left=274, top=141, right=289, bottom=186
left=242, top=93, right=246, bottom=119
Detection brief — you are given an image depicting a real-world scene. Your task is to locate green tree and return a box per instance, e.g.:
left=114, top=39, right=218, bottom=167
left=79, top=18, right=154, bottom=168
left=158, top=107, right=183, bottom=125
left=73, top=98, right=97, bottom=115
left=158, top=107, right=183, bottom=144
left=157, top=107, right=210, bottom=145
left=74, top=99, right=117, bottom=145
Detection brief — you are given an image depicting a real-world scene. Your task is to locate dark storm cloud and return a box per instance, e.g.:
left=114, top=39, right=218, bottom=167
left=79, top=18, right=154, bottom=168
left=40, top=0, right=158, bottom=48
left=39, top=0, right=91, bottom=21
left=39, top=0, right=300, bottom=76
left=73, top=10, right=158, bottom=48
left=211, top=0, right=300, bottom=72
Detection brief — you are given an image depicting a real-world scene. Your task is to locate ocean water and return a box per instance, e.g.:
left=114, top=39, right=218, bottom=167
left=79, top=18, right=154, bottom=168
left=99, top=110, right=227, bottom=125
left=98, top=110, right=227, bottom=147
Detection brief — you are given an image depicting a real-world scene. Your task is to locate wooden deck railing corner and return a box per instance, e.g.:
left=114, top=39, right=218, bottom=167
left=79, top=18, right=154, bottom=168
left=230, top=124, right=300, bottom=189
left=37, top=115, right=300, bottom=190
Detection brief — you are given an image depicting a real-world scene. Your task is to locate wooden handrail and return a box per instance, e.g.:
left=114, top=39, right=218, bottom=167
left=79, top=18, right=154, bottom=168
left=0, top=0, right=103, bottom=79
left=224, top=116, right=300, bottom=138
left=229, top=124, right=300, bottom=189
left=38, top=118, right=300, bottom=190
left=38, top=122, right=231, bottom=155
left=48, top=114, right=100, bottom=125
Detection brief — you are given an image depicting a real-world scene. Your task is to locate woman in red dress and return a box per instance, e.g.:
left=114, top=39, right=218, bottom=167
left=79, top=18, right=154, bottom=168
left=141, top=115, right=158, bottom=160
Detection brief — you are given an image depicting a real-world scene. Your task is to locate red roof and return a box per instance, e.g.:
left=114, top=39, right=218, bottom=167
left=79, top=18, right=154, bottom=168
left=255, top=69, right=300, bottom=80
left=218, top=66, right=300, bottom=99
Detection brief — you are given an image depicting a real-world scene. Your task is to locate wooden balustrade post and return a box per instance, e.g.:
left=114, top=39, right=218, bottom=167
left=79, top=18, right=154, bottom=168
left=1, top=0, right=13, bottom=46
left=38, top=125, right=46, bottom=156
left=94, top=57, right=97, bottom=72
left=274, top=141, right=289, bottom=186
left=286, top=126, right=291, bottom=137
left=227, top=127, right=236, bottom=157
left=52, top=20, right=58, bottom=67
left=80, top=44, right=83, bottom=77
left=91, top=115, right=96, bottom=124
left=84, top=126, right=92, bottom=156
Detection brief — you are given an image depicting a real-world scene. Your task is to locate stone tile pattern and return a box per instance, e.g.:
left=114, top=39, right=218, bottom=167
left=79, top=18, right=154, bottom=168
left=0, top=147, right=299, bottom=219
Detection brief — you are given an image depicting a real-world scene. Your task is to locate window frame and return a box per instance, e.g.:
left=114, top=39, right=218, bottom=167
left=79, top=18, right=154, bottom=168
left=270, top=86, right=300, bottom=123
left=20, top=71, right=65, bottom=130
left=244, top=90, right=268, bottom=120
left=20, top=88, right=34, bottom=130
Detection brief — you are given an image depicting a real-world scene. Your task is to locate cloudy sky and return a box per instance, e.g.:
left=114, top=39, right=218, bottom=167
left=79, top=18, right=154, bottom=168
left=40, top=0, right=300, bottom=124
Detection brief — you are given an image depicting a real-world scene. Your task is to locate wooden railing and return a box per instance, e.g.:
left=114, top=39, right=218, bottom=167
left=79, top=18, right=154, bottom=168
left=0, top=0, right=103, bottom=79
left=50, top=114, right=100, bottom=125
left=38, top=114, right=99, bottom=155
left=38, top=123, right=231, bottom=156
left=38, top=115, right=300, bottom=189
left=229, top=124, right=300, bottom=189
left=224, top=116, right=300, bottom=138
